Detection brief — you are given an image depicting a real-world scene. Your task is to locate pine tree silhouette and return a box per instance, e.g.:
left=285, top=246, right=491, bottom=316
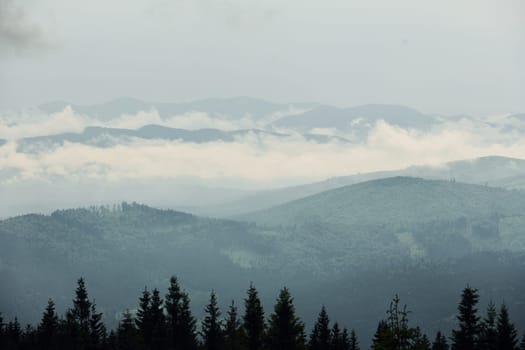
left=243, top=283, right=265, bottom=350
left=451, top=286, right=480, bottom=350
left=266, top=287, right=305, bottom=350
left=497, top=303, right=519, bottom=350
left=201, top=290, right=223, bottom=350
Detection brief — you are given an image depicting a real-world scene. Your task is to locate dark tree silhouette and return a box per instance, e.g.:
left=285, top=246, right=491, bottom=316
left=479, top=301, right=498, bottom=350
left=243, top=283, right=265, bottom=350
left=451, top=286, right=480, bottom=350
left=224, top=300, right=243, bottom=350
left=266, top=287, right=305, bottom=350
left=497, top=304, right=519, bottom=350
left=431, top=331, right=448, bottom=350
left=37, top=299, right=59, bottom=350
left=309, top=305, right=331, bottom=350
left=201, top=290, right=223, bottom=350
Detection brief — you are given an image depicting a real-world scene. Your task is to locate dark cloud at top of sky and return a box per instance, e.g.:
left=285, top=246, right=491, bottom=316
left=0, top=0, right=50, bottom=55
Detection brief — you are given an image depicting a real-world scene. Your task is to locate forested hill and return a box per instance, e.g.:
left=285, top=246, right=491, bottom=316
left=1, top=182, right=525, bottom=342
left=238, top=176, right=525, bottom=227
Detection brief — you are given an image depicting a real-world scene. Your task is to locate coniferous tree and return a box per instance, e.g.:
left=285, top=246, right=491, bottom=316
left=243, top=283, right=265, bottom=350
left=177, top=292, right=198, bottom=350
left=21, top=324, right=37, bottom=350
left=451, top=286, right=480, bottom=350
left=330, top=323, right=342, bottom=350
left=58, top=310, right=81, bottom=350
left=224, top=300, right=243, bottom=350
left=431, top=331, right=448, bottom=350
left=309, top=305, right=331, bottom=350
left=5, top=317, right=22, bottom=350
left=519, top=332, right=525, bottom=350
left=341, top=328, right=351, bottom=350
left=165, top=276, right=183, bottom=350
left=150, top=288, right=166, bottom=349
left=117, top=310, right=139, bottom=350
left=496, top=304, right=518, bottom=350
left=136, top=287, right=153, bottom=349
left=371, top=320, right=391, bottom=350
left=38, top=299, right=59, bottom=350
left=266, top=287, right=305, bottom=350
left=0, top=313, right=5, bottom=350
left=73, top=278, right=92, bottom=335
left=89, top=302, right=106, bottom=349
left=348, top=329, right=359, bottom=350
left=164, top=277, right=198, bottom=350
left=479, top=301, right=498, bottom=350
left=201, top=290, right=223, bottom=350
left=412, top=328, right=431, bottom=350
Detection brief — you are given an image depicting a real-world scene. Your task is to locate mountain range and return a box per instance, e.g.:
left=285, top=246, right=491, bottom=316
left=1, top=177, right=524, bottom=340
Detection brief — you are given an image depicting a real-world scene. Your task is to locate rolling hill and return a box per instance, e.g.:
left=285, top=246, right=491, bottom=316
left=2, top=179, right=525, bottom=340
left=195, top=156, right=525, bottom=217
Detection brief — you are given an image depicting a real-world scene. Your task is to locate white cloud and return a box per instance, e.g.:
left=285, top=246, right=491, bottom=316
left=2, top=108, right=525, bottom=187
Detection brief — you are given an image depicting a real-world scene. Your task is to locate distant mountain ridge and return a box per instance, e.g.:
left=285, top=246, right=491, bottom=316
left=273, top=104, right=437, bottom=131
left=238, top=176, right=525, bottom=228
left=194, top=156, right=525, bottom=217
left=15, top=124, right=351, bottom=153
left=38, top=97, right=315, bottom=120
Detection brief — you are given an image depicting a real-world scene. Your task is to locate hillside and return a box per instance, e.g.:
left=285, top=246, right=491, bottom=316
left=1, top=197, right=525, bottom=339
left=273, top=104, right=437, bottom=131
left=239, top=177, right=525, bottom=227
left=197, top=156, right=525, bottom=217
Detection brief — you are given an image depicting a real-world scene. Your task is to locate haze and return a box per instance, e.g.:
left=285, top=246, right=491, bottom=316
left=1, top=0, right=524, bottom=115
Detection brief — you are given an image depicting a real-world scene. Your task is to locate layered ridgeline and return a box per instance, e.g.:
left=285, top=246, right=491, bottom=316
left=1, top=178, right=525, bottom=341
left=196, top=156, right=525, bottom=217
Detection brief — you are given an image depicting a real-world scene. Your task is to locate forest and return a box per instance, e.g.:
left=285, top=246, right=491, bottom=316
left=1, top=276, right=524, bottom=350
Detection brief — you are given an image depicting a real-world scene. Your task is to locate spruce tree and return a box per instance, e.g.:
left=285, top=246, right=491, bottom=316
left=479, top=301, right=498, bottom=350
left=519, top=332, right=525, bottom=350
left=165, top=276, right=183, bottom=349
left=431, top=331, right=448, bottom=350
left=243, top=283, right=265, bottom=350
left=73, top=277, right=92, bottom=334
left=497, top=303, right=518, bottom=350
left=451, top=286, right=480, bottom=350
left=309, top=305, right=331, bottom=350
left=348, top=329, right=359, bottom=350
left=201, top=290, right=223, bottom=350
left=150, top=288, right=166, bottom=349
left=178, top=292, right=198, bottom=350
left=341, top=328, right=351, bottom=350
left=371, top=320, right=391, bottom=350
left=89, top=302, right=106, bottom=349
left=266, top=287, right=305, bottom=350
left=412, top=328, right=431, bottom=350
left=117, top=310, right=139, bottom=350
left=135, top=287, right=153, bottom=348
left=38, top=299, right=59, bottom=350
left=224, top=300, right=243, bottom=350
left=330, top=322, right=342, bottom=350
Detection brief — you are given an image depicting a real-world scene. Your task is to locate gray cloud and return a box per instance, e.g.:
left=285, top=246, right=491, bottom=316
left=0, top=0, right=50, bottom=54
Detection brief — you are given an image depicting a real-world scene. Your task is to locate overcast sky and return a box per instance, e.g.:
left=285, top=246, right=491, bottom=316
left=1, top=0, right=524, bottom=115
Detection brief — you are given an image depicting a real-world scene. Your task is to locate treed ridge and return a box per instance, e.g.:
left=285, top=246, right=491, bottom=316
left=0, top=278, right=524, bottom=350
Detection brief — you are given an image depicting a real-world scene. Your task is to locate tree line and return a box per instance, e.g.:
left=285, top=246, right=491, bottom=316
left=1, top=277, right=524, bottom=350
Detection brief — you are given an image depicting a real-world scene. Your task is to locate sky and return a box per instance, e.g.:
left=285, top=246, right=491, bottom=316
left=0, top=0, right=524, bottom=115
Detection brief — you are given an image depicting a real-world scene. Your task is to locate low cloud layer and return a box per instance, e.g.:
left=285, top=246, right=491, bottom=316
left=1, top=108, right=525, bottom=187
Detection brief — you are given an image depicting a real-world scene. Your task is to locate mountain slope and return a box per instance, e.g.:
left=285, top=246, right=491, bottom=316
left=16, top=124, right=349, bottom=153
left=238, top=177, right=525, bottom=228
left=196, top=156, right=525, bottom=217
left=38, top=97, right=313, bottom=120
left=273, top=104, right=436, bottom=131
